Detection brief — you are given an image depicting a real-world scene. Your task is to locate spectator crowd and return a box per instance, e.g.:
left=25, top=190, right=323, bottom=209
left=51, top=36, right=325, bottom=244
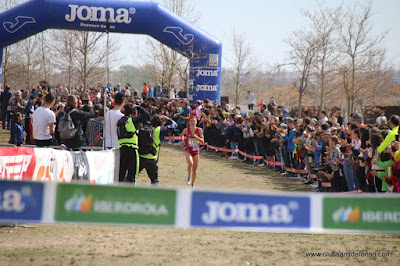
left=0, top=82, right=399, bottom=193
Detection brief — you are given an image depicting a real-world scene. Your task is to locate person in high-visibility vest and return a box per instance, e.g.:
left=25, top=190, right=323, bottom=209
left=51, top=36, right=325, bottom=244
left=139, top=114, right=177, bottom=185
left=118, top=103, right=150, bottom=184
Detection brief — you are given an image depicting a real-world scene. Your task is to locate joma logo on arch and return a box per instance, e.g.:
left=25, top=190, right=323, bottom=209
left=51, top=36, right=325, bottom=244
left=65, top=4, right=136, bottom=24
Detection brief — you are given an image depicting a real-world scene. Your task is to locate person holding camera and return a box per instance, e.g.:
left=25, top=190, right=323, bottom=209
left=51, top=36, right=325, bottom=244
left=138, top=114, right=173, bottom=185
left=318, top=136, right=347, bottom=192
left=118, top=103, right=150, bottom=183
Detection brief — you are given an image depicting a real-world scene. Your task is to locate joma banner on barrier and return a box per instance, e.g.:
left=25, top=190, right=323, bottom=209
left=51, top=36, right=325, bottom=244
left=0, top=147, right=115, bottom=184
left=55, top=183, right=176, bottom=225
left=323, top=196, right=400, bottom=231
left=191, top=191, right=311, bottom=229
left=0, top=180, right=44, bottom=222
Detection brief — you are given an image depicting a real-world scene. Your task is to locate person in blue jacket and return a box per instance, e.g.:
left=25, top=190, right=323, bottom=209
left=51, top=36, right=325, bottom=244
left=284, top=117, right=297, bottom=176
left=10, top=112, right=24, bottom=146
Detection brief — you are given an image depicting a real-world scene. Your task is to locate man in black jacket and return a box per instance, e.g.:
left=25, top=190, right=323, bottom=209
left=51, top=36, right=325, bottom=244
left=57, top=95, right=94, bottom=149
left=0, top=86, right=12, bottom=129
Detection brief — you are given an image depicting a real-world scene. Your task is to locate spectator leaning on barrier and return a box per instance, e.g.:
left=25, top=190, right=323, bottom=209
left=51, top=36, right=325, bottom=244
left=32, top=93, right=58, bottom=147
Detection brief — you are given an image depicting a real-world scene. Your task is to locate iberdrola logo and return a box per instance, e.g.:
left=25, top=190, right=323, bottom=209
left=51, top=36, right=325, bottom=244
left=332, top=206, right=360, bottom=223
left=65, top=194, right=93, bottom=213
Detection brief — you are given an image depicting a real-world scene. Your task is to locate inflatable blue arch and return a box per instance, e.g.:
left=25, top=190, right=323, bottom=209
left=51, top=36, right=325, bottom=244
left=0, top=0, right=222, bottom=103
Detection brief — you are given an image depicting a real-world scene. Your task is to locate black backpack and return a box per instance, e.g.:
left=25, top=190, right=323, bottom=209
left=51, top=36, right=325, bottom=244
left=117, top=117, right=134, bottom=139
left=138, top=125, right=158, bottom=155
left=58, top=109, right=77, bottom=139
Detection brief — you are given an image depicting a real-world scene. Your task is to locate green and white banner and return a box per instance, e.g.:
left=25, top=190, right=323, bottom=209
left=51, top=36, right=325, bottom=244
left=55, top=183, right=176, bottom=225
left=323, top=196, right=400, bottom=232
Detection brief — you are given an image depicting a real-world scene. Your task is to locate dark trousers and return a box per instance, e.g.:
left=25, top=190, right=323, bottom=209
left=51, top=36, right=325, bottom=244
left=119, top=145, right=139, bottom=183
left=248, top=104, right=254, bottom=110
left=139, top=157, right=159, bottom=184
left=35, top=138, right=58, bottom=147
left=287, top=150, right=297, bottom=169
left=1, top=108, right=10, bottom=129
left=25, top=118, right=31, bottom=144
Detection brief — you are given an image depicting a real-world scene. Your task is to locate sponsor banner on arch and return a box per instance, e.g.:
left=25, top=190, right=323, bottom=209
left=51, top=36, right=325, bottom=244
left=323, top=196, right=400, bottom=231
left=191, top=191, right=310, bottom=228
left=189, top=65, right=221, bottom=103
left=55, top=183, right=176, bottom=225
left=0, top=180, right=44, bottom=222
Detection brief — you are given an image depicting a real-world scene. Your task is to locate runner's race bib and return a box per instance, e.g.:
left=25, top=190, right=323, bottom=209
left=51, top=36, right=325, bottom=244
left=189, top=137, right=198, bottom=147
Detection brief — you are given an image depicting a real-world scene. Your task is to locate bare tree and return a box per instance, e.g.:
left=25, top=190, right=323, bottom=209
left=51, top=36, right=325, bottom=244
left=15, top=35, right=40, bottom=89
left=355, top=51, right=393, bottom=110
left=285, top=30, right=318, bottom=117
left=336, top=0, right=389, bottom=117
left=302, top=3, right=340, bottom=113
left=139, top=0, right=201, bottom=93
left=229, top=29, right=261, bottom=107
left=37, top=32, right=55, bottom=82
left=49, top=30, right=78, bottom=89
left=72, top=31, right=119, bottom=88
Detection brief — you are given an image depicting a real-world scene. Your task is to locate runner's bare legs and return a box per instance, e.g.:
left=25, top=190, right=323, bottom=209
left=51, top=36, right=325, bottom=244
left=191, top=154, right=199, bottom=186
left=185, top=151, right=193, bottom=180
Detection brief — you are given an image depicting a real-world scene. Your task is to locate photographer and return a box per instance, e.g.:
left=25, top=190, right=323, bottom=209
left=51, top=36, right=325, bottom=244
left=139, top=114, right=172, bottom=185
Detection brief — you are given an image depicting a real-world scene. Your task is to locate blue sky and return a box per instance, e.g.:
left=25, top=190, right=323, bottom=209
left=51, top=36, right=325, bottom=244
left=117, top=0, right=400, bottom=69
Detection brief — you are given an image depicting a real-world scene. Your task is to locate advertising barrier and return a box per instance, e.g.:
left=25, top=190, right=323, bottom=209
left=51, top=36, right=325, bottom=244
left=55, top=183, right=176, bottom=225
left=191, top=191, right=310, bottom=229
left=0, top=180, right=44, bottom=222
left=0, top=147, right=115, bottom=184
left=1, top=179, right=399, bottom=234
left=323, top=196, right=400, bottom=232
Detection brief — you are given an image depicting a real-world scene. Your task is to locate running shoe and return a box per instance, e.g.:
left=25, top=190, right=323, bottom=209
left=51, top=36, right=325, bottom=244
left=229, top=156, right=238, bottom=160
left=304, top=180, right=312, bottom=185
left=257, top=163, right=266, bottom=167
left=280, top=171, right=288, bottom=176
left=310, top=181, right=319, bottom=188
left=187, top=176, right=191, bottom=185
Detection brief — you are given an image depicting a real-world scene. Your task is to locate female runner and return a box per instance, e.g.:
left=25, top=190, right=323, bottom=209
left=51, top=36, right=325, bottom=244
left=180, top=116, right=204, bottom=187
